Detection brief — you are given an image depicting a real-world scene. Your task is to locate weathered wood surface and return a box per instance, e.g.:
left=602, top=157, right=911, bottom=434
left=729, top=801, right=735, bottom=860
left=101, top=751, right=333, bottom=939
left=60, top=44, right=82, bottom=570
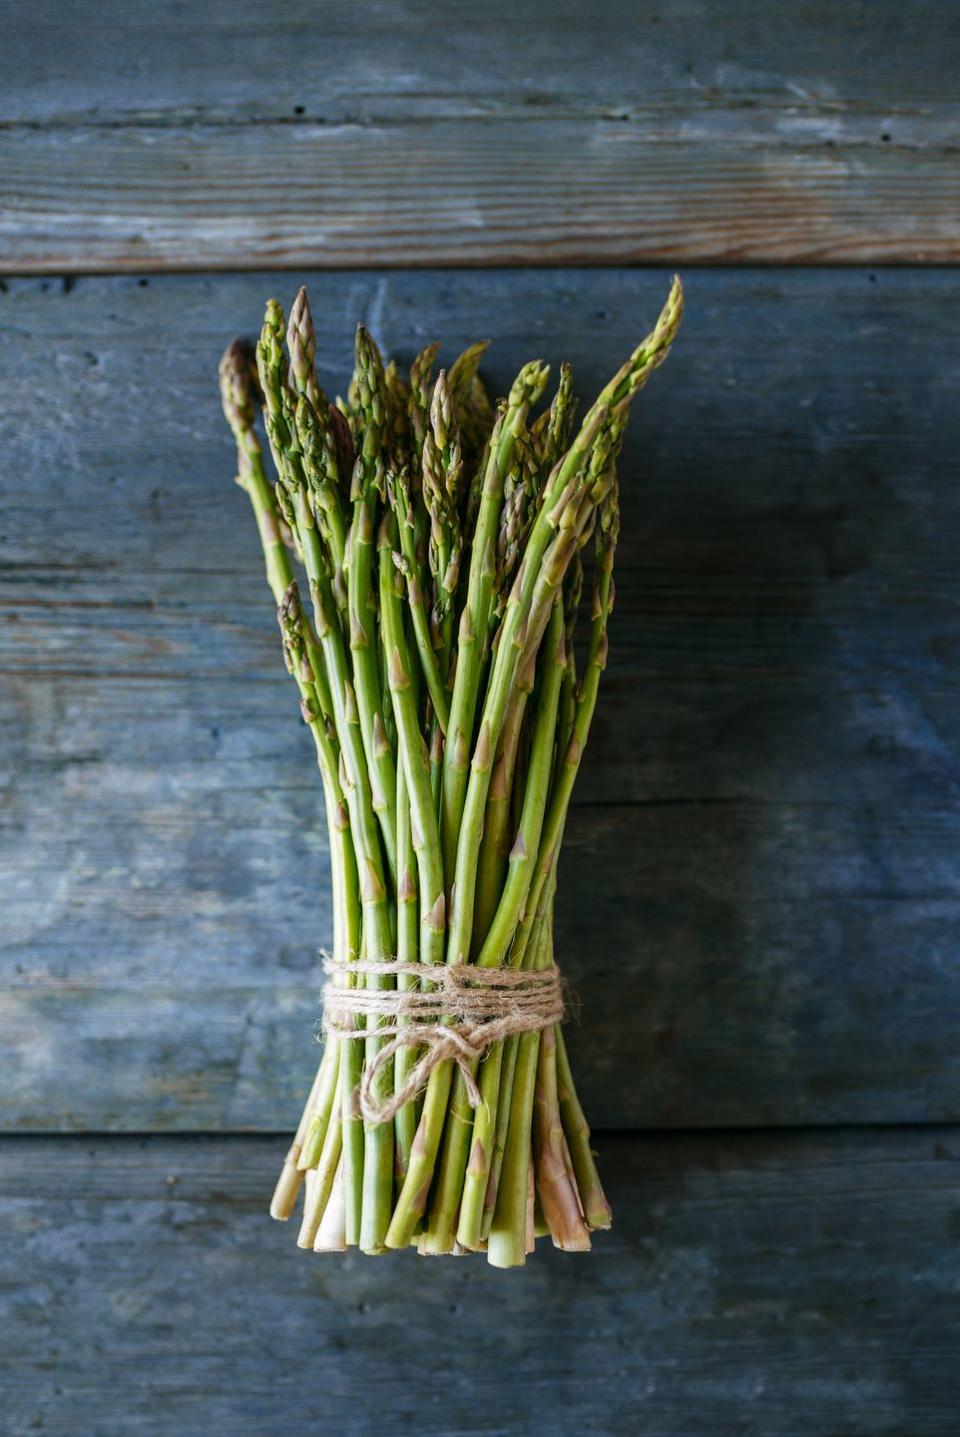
left=2, top=0, right=958, bottom=269
left=4, top=1129, right=959, bottom=1436
left=2, top=267, right=959, bottom=1133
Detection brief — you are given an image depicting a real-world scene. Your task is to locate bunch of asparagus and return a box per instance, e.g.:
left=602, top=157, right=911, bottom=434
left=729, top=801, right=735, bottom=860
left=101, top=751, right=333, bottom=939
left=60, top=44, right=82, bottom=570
left=219, top=277, right=682, bottom=1266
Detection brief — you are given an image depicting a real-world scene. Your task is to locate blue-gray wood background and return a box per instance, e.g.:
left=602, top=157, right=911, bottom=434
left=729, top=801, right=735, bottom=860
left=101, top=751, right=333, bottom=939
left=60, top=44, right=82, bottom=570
left=2, top=3, right=959, bottom=1434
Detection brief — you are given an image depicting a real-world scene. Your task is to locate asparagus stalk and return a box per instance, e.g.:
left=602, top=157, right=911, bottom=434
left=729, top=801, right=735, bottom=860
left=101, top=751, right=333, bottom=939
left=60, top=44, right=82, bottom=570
left=422, top=370, right=463, bottom=679
left=486, top=897, right=553, bottom=1270
left=388, top=465, right=450, bottom=733
left=220, top=341, right=360, bottom=1222
left=440, top=362, right=549, bottom=882
left=392, top=761, right=419, bottom=1185
left=259, top=305, right=401, bottom=1250
left=348, top=326, right=399, bottom=880
left=379, top=511, right=447, bottom=981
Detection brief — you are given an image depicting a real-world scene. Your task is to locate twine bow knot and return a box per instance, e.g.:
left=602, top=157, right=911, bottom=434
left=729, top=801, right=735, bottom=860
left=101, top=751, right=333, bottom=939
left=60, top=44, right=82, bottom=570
left=321, top=955, right=565, bottom=1126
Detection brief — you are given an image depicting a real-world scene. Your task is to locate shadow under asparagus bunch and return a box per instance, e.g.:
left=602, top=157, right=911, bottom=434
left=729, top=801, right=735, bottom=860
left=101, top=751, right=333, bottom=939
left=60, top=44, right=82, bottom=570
left=219, top=277, right=683, bottom=1266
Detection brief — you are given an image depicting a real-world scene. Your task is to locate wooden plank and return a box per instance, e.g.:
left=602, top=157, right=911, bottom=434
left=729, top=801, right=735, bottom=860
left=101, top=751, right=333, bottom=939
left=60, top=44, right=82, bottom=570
left=2, top=267, right=957, bottom=575
left=6, top=779, right=960, bottom=1131
left=4, top=121, right=957, bottom=271
left=2, top=267, right=959, bottom=1132
left=8, top=0, right=960, bottom=123
left=3, top=1129, right=959, bottom=1435
left=1, top=1, right=958, bottom=268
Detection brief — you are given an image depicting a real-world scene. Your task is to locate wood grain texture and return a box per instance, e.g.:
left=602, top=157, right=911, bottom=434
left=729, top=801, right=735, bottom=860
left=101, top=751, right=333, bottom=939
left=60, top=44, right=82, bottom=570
left=4, top=1129, right=960, bottom=1436
left=2, top=267, right=959, bottom=1133
left=1, top=0, right=958, bottom=269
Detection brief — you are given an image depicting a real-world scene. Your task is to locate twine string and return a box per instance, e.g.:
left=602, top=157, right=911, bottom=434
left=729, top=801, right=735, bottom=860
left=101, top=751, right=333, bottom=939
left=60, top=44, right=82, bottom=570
left=321, top=956, right=565, bottom=1126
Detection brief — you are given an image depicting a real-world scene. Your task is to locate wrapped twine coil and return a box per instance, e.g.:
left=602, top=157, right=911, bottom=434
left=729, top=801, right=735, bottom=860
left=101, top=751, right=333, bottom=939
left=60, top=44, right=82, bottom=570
left=322, top=955, right=565, bottom=1125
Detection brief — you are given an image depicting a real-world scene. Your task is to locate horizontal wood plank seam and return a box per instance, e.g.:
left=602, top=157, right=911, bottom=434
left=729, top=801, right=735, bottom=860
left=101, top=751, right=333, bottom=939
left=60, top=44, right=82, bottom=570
left=3, top=111, right=954, bottom=147
left=2, top=1120, right=956, bottom=1142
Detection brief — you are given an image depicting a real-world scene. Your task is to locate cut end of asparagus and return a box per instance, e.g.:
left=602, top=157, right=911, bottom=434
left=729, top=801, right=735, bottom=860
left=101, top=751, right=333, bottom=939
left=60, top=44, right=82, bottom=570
left=485, top=1235, right=528, bottom=1271
left=270, top=1160, right=304, bottom=1222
